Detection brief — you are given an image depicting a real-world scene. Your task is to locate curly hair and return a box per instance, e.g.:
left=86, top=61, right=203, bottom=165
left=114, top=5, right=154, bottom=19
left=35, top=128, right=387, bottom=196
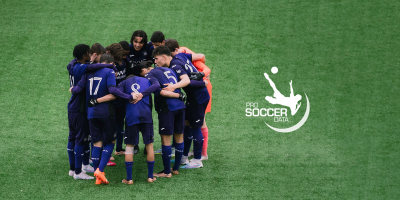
left=73, top=44, right=90, bottom=59
left=106, top=43, right=123, bottom=65
left=130, top=30, right=148, bottom=49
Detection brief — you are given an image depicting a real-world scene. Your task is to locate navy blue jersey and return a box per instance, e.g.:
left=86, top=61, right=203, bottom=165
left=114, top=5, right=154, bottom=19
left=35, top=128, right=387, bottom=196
left=115, top=60, right=127, bottom=85
left=117, top=76, right=153, bottom=126
left=68, top=63, right=89, bottom=113
left=170, top=53, right=210, bottom=104
left=126, top=44, right=153, bottom=76
left=114, top=60, right=127, bottom=108
left=145, top=67, right=185, bottom=113
left=77, top=68, right=117, bottom=119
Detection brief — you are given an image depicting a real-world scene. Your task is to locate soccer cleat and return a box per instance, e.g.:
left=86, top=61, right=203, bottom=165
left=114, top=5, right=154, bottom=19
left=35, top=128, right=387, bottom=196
left=122, top=179, right=134, bottom=185
left=180, top=159, right=203, bottom=169
left=180, top=156, right=189, bottom=165
left=74, top=171, right=94, bottom=180
left=94, top=168, right=109, bottom=184
left=154, top=147, right=162, bottom=154
left=82, top=164, right=95, bottom=173
left=107, top=161, right=116, bottom=166
left=190, top=155, right=208, bottom=162
left=95, top=178, right=102, bottom=185
left=188, top=151, right=194, bottom=157
left=69, top=170, right=74, bottom=176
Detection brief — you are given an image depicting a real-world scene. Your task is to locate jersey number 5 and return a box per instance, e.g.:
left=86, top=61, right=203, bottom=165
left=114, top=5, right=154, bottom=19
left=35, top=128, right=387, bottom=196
left=164, top=71, right=178, bottom=84
left=89, top=77, right=102, bottom=95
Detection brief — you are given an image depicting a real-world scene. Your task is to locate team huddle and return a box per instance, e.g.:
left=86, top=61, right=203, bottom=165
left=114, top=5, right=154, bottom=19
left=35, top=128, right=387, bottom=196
left=66, top=30, right=212, bottom=185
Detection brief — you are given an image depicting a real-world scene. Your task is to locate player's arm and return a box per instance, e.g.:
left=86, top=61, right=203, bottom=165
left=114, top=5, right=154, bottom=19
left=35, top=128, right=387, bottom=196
left=159, top=90, right=186, bottom=101
left=131, top=76, right=161, bottom=104
left=67, top=58, right=77, bottom=71
left=163, top=74, right=190, bottom=92
left=188, top=79, right=208, bottom=88
left=103, top=71, right=134, bottom=101
left=191, top=53, right=206, bottom=63
left=86, top=63, right=117, bottom=72
left=69, top=74, right=87, bottom=94
left=89, top=81, right=123, bottom=107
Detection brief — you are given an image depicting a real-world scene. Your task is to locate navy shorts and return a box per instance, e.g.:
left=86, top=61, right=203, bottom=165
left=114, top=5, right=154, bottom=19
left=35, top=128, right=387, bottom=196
left=158, top=108, right=185, bottom=135
left=68, top=112, right=90, bottom=145
left=185, top=99, right=209, bottom=128
left=125, top=123, right=154, bottom=145
left=89, top=117, right=116, bottom=144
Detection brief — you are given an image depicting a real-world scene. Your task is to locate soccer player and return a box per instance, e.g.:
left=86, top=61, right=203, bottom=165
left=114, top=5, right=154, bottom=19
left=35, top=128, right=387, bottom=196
left=160, top=42, right=210, bottom=169
left=89, top=43, right=107, bottom=64
left=178, top=47, right=212, bottom=160
left=131, top=59, right=189, bottom=177
left=67, top=44, right=116, bottom=180
left=117, top=73, right=157, bottom=184
left=126, top=30, right=153, bottom=76
left=106, top=43, right=126, bottom=156
left=70, top=54, right=136, bottom=185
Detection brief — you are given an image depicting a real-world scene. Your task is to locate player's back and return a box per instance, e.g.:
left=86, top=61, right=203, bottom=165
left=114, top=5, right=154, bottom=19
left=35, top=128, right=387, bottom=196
left=171, top=53, right=209, bottom=104
left=68, top=63, right=89, bottom=113
left=84, top=68, right=116, bottom=119
left=119, top=76, right=152, bottom=126
left=146, top=67, right=185, bottom=113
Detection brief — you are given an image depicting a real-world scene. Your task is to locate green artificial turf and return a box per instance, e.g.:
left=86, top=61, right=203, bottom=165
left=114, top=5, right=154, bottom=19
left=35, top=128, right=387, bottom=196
left=1, top=0, right=400, bottom=199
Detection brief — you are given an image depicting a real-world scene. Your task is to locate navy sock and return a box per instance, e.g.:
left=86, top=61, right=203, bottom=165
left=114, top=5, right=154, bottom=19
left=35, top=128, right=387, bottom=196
left=91, top=146, right=102, bottom=171
left=99, top=143, right=115, bottom=172
left=191, top=127, right=204, bottom=159
left=173, top=142, right=184, bottom=171
left=183, top=126, right=192, bottom=156
left=147, top=160, right=155, bottom=178
left=74, top=145, right=84, bottom=174
left=67, top=141, right=75, bottom=171
left=83, top=142, right=90, bottom=165
left=125, top=161, right=133, bottom=181
left=90, top=142, right=94, bottom=157
left=161, top=145, right=171, bottom=174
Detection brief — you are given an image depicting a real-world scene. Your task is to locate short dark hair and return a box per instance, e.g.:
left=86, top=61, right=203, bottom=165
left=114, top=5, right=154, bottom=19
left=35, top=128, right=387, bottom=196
left=151, top=31, right=165, bottom=43
left=90, top=43, right=106, bottom=55
left=119, top=41, right=130, bottom=51
left=130, top=30, right=147, bottom=48
left=106, top=43, right=123, bottom=64
left=100, top=54, right=114, bottom=63
left=133, top=60, right=153, bottom=76
left=152, top=45, right=171, bottom=57
left=73, top=44, right=90, bottom=59
left=164, top=39, right=179, bottom=53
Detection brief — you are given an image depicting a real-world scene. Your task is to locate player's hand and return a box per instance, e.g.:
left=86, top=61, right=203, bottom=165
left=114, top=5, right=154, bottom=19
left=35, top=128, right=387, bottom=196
left=189, top=72, right=205, bottom=81
left=88, top=98, right=99, bottom=107
left=178, top=93, right=186, bottom=101
left=69, top=87, right=73, bottom=93
left=205, top=74, right=210, bottom=80
left=162, top=83, right=176, bottom=92
left=131, top=92, right=143, bottom=104
left=204, top=79, right=209, bottom=87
